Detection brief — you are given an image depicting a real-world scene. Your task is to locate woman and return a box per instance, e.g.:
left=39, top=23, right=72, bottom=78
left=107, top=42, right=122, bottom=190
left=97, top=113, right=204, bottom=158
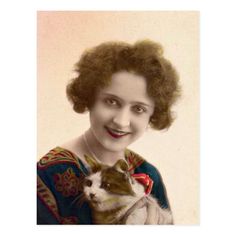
left=37, top=40, right=180, bottom=224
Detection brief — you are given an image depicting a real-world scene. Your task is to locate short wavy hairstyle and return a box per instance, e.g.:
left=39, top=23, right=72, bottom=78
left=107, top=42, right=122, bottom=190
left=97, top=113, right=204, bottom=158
left=67, top=40, right=181, bottom=130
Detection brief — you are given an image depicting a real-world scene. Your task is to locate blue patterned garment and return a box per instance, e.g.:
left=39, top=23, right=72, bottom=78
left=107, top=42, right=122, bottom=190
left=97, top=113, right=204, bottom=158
left=37, top=147, right=171, bottom=224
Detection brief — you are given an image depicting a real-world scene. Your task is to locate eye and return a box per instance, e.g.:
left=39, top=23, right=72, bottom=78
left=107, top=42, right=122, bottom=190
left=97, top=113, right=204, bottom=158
left=84, top=179, right=92, bottom=187
left=100, top=182, right=111, bottom=189
left=105, top=98, right=119, bottom=106
left=133, top=105, right=146, bottom=114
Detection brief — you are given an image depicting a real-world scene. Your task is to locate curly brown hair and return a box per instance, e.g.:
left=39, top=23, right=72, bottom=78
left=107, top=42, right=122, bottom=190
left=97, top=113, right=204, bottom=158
left=67, top=40, right=181, bottom=130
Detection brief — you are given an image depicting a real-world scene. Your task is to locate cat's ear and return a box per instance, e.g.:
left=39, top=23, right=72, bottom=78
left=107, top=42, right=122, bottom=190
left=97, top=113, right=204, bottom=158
left=114, top=159, right=129, bottom=173
left=84, top=154, right=102, bottom=173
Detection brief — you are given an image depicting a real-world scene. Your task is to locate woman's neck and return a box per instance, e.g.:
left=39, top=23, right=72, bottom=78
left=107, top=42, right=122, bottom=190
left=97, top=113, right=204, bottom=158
left=83, top=129, right=126, bottom=166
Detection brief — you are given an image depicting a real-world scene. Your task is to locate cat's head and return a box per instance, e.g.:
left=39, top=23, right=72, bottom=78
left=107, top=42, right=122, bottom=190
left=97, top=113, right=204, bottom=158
left=83, top=155, right=135, bottom=211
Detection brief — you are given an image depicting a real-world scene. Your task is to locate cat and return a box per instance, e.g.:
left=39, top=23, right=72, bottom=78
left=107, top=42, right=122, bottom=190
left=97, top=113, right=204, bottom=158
left=83, top=154, right=173, bottom=225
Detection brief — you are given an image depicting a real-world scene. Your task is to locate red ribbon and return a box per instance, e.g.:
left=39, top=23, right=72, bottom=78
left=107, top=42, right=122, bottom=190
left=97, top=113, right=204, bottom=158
left=131, top=173, right=153, bottom=195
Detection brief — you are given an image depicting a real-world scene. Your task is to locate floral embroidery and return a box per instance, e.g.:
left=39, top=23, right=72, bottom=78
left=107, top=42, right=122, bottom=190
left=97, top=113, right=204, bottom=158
left=53, top=168, right=84, bottom=197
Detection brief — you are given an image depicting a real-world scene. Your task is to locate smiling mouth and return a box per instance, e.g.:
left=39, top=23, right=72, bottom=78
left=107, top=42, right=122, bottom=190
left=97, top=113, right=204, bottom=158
left=105, top=126, right=130, bottom=139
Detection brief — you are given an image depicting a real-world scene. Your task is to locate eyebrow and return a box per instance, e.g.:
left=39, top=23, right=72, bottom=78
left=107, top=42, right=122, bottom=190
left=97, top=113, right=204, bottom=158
left=101, top=93, right=154, bottom=108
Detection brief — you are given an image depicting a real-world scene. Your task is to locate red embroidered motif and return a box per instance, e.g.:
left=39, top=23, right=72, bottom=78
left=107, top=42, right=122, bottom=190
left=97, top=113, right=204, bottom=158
left=53, top=168, right=83, bottom=197
left=131, top=173, right=154, bottom=195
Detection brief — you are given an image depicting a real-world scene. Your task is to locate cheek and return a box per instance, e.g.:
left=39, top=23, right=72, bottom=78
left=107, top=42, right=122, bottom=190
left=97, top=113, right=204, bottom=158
left=90, top=107, right=113, bottom=125
left=83, top=187, right=90, bottom=197
left=97, top=188, right=110, bottom=199
left=132, top=116, right=150, bottom=133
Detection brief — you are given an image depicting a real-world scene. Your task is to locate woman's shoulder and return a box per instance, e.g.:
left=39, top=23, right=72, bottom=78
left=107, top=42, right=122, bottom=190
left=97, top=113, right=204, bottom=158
left=37, top=146, right=88, bottom=197
left=125, top=149, right=161, bottom=178
left=126, top=149, right=166, bottom=189
left=37, top=146, right=89, bottom=224
left=126, top=149, right=170, bottom=209
left=37, top=147, right=82, bottom=170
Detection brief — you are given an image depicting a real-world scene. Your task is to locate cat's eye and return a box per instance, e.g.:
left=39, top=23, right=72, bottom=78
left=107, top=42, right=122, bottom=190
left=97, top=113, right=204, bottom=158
left=100, top=182, right=111, bottom=189
left=85, top=179, right=92, bottom=187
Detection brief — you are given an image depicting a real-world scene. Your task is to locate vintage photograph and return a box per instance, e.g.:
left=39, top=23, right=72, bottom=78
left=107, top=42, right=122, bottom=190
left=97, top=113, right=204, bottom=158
left=37, top=11, right=199, bottom=225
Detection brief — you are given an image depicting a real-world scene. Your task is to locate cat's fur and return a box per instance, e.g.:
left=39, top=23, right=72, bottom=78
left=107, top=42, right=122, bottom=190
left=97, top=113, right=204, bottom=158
left=83, top=155, right=173, bottom=225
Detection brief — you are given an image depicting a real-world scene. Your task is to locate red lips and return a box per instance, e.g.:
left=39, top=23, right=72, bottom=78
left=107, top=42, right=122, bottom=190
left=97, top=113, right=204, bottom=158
left=105, top=127, right=129, bottom=139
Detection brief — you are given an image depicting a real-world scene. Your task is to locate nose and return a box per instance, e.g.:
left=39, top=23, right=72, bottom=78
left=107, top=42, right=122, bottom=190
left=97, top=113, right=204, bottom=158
left=112, top=109, right=130, bottom=128
left=90, top=193, right=96, bottom=199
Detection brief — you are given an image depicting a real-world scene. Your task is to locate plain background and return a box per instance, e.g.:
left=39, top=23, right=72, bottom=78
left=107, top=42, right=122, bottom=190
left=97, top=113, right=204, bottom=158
left=37, top=11, right=199, bottom=225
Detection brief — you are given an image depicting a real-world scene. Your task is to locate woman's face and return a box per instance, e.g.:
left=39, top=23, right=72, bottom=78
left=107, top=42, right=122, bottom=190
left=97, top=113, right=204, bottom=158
left=88, top=71, right=155, bottom=153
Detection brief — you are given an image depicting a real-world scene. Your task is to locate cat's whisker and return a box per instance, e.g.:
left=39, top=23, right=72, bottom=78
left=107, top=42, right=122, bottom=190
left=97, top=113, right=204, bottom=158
left=71, top=193, right=86, bottom=207
left=77, top=194, right=87, bottom=207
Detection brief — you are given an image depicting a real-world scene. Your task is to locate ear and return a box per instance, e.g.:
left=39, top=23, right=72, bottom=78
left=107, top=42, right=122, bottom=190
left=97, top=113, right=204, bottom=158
left=84, top=154, right=101, bottom=173
left=113, top=159, right=129, bottom=173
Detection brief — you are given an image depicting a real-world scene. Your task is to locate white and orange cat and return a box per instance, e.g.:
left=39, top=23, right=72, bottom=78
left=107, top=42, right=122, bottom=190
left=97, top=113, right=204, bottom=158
left=83, top=155, right=173, bottom=225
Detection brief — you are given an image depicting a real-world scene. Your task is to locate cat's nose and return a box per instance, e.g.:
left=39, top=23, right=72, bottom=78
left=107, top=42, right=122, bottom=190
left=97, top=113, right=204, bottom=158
left=90, top=193, right=96, bottom=199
